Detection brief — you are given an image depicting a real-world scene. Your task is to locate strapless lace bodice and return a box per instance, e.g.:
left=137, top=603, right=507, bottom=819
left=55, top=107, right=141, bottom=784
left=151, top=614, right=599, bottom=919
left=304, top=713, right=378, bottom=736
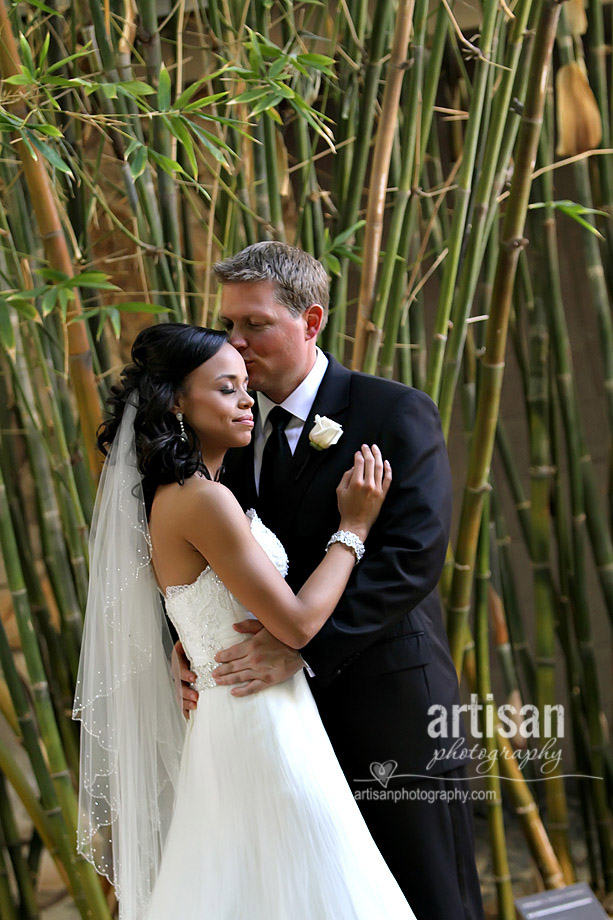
left=164, top=510, right=289, bottom=691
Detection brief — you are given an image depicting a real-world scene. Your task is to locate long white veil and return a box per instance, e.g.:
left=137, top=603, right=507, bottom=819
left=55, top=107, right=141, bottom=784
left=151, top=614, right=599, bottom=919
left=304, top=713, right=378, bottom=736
left=72, top=394, right=186, bottom=919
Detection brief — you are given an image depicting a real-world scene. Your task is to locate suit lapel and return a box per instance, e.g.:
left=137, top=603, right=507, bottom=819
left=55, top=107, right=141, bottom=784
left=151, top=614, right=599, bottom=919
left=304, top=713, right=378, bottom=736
left=225, top=357, right=352, bottom=519
left=285, top=354, right=352, bottom=518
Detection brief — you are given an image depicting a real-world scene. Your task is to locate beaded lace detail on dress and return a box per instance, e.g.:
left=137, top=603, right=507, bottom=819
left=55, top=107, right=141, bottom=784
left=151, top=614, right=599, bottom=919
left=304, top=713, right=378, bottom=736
left=164, top=509, right=289, bottom=691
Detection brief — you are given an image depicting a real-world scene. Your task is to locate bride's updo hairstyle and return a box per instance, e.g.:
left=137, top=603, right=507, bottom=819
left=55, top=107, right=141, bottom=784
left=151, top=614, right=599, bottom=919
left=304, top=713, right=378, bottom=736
left=97, top=322, right=228, bottom=513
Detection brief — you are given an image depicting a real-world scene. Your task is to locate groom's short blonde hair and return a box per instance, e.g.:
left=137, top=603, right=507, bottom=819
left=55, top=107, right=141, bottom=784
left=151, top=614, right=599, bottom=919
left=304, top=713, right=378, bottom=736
left=213, top=242, right=330, bottom=330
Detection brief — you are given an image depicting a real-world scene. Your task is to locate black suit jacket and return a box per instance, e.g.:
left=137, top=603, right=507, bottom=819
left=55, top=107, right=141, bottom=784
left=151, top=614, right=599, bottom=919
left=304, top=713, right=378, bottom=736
left=223, top=354, right=468, bottom=782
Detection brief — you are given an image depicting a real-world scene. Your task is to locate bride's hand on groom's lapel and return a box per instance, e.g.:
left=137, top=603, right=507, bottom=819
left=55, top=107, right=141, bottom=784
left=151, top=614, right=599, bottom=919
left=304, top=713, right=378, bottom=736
left=211, top=620, right=303, bottom=696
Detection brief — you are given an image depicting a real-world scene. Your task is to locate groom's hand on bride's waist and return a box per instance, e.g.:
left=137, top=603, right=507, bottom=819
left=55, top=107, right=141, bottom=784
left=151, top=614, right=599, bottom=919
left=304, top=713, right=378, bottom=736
left=211, top=620, right=303, bottom=697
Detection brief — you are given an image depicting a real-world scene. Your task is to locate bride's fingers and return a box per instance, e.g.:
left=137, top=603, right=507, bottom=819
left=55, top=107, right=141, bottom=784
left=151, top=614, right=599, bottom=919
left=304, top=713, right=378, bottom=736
left=372, top=444, right=384, bottom=486
left=361, top=444, right=375, bottom=486
left=232, top=619, right=264, bottom=634
left=352, top=449, right=365, bottom=484
left=337, top=467, right=353, bottom=491
left=382, top=459, right=392, bottom=494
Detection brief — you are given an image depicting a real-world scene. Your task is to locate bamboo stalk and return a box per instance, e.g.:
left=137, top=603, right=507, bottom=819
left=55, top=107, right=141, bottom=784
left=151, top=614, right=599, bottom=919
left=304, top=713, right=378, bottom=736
left=539, top=200, right=613, bottom=891
left=0, top=0, right=103, bottom=480
left=352, top=0, right=415, bottom=369
left=550, top=378, right=602, bottom=887
left=325, top=0, right=394, bottom=358
left=437, top=0, right=535, bottom=436
left=138, top=0, right=187, bottom=304
left=361, top=0, right=427, bottom=376
left=464, top=647, right=566, bottom=888
left=424, top=0, right=501, bottom=403
left=474, top=491, right=515, bottom=918
left=0, top=821, right=17, bottom=920
left=526, top=271, right=574, bottom=880
left=0, top=771, right=39, bottom=918
left=0, top=617, right=88, bottom=917
left=446, top=0, right=561, bottom=672
left=0, top=463, right=111, bottom=918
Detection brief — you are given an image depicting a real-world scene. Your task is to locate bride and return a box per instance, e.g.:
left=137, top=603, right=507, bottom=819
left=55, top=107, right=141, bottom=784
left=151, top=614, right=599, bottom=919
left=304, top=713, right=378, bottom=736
left=73, top=322, right=415, bottom=919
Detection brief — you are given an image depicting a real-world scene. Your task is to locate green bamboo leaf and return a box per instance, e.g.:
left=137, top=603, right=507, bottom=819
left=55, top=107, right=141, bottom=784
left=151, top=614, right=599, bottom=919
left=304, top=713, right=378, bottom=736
left=124, top=138, right=141, bottom=159
left=259, top=43, right=283, bottom=61
left=0, top=302, right=15, bottom=352
left=21, top=0, right=55, bottom=13
left=27, top=134, right=73, bottom=177
left=158, top=66, right=172, bottom=112
left=45, top=75, right=91, bottom=88
left=168, top=116, right=198, bottom=177
left=322, top=252, right=341, bottom=276
left=331, top=220, right=367, bottom=248
left=41, top=289, right=57, bottom=317
left=149, top=150, right=186, bottom=176
left=229, top=87, right=269, bottom=105
left=35, top=124, right=62, bottom=138
left=174, top=73, right=227, bottom=108
left=38, top=33, right=50, bottom=73
left=265, top=106, right=283, bottom=125
left=46, top=43, right=94, bottom=76
left=101, top=82, right=118, bottom=99
left=57, top=288, right=70, bottom=318
left=268, top=57, right=288, bottom=80
left=4, top=73, right=34, bottom=85
left=129, top=145, right=148, bottom=179
left=6, top=297, right=39, bottom=320
left=109, top=309, right=121, bottom=338
left=270, top=81, right=294, bottom=100
left=296, top=52, right=336, bottom=74
left=248, top=31, right=263, bottom=71
left=189, top=123, right=232, bottom=165
left=251, top=92, right=285, bottom=117
left=71, top=270, right=116, bottom=286
left=172, top=63, right=235, bottom=109
left=19, top=34, right=35, bottom=76
left=117, top=80, right=155, bottom=96
left=178, top=92, right=229, bottom=114
left=37, top=268, right=68, bottom=283
left=528, top=199, right=607, bottom=239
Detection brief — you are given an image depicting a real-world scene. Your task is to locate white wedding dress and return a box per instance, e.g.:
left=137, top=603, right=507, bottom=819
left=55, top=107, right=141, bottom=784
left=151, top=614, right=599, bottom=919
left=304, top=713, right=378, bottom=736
left=145, top=510, right=414, bottom=919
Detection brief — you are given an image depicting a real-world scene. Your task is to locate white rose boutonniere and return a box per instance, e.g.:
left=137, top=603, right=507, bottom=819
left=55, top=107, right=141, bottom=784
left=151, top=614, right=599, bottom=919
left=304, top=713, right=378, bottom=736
left=309, top=414, right=343, bottom=450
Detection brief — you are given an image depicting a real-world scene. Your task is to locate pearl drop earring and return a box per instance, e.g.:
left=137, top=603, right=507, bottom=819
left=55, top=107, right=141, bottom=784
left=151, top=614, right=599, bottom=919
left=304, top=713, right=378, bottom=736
left=176, top=412, right=188, bottom=442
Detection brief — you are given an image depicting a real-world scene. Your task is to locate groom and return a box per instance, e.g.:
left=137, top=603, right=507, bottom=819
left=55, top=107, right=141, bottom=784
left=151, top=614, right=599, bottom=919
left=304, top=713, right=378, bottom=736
left=175, top=242, right=484, bottom=919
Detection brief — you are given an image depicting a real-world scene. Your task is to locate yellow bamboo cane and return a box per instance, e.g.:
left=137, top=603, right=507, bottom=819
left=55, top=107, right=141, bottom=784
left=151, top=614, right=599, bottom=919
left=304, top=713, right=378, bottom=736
left=352, top=0, right=415, bottom=370
left=0, top=0, right=103, bottom=480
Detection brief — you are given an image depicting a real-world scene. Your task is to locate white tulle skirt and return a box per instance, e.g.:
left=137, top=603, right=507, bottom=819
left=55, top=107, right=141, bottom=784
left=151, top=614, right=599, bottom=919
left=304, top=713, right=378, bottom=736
left=144, top=671, right=414, bottom=919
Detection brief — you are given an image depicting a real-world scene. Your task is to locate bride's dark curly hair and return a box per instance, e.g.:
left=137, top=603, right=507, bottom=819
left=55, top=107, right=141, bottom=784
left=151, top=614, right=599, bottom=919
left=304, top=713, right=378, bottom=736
left=97, top=323, right=228, bottom=514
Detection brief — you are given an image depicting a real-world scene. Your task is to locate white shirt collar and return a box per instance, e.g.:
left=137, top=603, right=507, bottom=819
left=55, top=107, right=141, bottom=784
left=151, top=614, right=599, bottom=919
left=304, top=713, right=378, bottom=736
left=257, top=347, right=329, bottom=427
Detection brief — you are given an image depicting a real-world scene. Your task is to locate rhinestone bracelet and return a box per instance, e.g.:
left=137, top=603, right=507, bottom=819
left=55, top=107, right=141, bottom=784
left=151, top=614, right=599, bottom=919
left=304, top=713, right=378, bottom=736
left=325, top=530, right=365, bottom=565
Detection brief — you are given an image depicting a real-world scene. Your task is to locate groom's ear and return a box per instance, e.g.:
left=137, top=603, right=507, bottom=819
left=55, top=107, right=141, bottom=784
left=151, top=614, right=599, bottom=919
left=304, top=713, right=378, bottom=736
left=304, top=304, right=324, bottom=339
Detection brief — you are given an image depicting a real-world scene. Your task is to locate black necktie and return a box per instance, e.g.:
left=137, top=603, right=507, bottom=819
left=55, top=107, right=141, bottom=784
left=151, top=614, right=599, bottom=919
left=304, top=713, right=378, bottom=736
left=259, top=406, right=293, bottom=530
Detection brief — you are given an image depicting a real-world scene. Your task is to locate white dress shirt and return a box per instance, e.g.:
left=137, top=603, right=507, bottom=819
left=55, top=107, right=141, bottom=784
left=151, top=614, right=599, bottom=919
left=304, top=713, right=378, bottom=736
left=253, top=347, right=328, bottom=677
left=253, top=347, right=329, bottom=491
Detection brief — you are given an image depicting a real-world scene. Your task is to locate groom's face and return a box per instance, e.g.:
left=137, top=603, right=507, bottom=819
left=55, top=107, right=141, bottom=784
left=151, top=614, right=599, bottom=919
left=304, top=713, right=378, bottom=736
left=219, top=280, right=321, bottom=403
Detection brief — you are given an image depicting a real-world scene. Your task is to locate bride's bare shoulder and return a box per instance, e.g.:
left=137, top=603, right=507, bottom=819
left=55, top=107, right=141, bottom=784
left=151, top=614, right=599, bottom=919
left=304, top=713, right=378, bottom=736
left=152, top=474, right=242, bottom=523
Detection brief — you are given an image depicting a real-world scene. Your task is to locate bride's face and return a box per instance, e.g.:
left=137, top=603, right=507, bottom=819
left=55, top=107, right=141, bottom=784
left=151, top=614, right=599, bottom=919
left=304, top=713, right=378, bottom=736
left=175, top=343, right=254, bottom=451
